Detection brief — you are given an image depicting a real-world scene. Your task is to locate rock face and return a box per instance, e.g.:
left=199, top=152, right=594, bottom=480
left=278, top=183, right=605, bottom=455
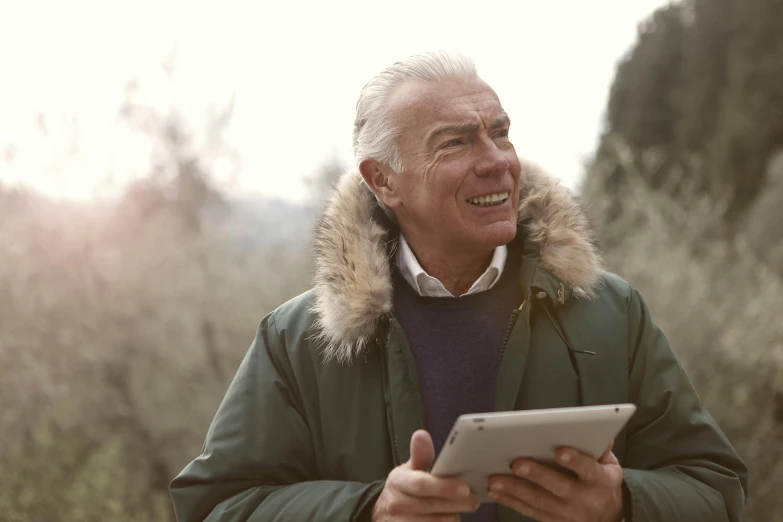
left=582, top=135, right=783, bottom=521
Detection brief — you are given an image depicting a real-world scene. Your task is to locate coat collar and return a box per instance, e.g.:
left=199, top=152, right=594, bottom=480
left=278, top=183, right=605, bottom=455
left=310, top=163, right=604, bottom=363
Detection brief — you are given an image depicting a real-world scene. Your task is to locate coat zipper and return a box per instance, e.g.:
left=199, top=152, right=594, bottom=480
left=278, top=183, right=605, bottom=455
left=499, top=301, right=525, bottom=364
left=378, top=315, right=401, bottom=467
left=494, top=300, right=525, bottom=410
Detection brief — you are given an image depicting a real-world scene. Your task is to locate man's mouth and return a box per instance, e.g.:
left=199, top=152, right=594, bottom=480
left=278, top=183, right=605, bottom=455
left=466, top=191, right=510, bottom=207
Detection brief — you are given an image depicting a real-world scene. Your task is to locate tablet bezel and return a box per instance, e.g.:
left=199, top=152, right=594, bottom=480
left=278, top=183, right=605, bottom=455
left=430, top=404, right=636, bottom=503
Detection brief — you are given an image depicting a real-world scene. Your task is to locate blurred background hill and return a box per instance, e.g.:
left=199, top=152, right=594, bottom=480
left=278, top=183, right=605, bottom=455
left=1, top=0, right=781, bottom=521
left=581, top=1, right=783, bottom=520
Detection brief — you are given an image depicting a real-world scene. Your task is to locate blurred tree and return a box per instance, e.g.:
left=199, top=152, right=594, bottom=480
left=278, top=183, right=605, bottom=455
left=607, top=4, right=686, bottom=155
left=0, top=59, right=314, bottom=521
left=606, top=0, right=783, bottom=228
left=705, top=0, right=783, bottom=223
left=673, top=0, right=737, bottom=153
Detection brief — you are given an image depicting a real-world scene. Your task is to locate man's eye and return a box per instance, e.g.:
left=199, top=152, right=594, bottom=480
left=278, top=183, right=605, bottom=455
left=443, top=138, right=463, bottom=148
left=495, top=129, right=510, bottom=139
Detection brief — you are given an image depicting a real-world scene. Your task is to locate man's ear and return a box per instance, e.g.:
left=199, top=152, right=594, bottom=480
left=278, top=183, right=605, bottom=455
left=358, top=159, right=402, bottom=208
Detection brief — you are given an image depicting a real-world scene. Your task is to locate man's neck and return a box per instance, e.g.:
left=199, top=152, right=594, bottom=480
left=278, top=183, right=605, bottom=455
left=403, top=236, right=494, bottom=296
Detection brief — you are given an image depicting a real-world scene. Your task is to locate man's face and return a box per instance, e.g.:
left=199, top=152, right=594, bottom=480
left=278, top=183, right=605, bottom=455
left=385, top=77, right=522, bottom=255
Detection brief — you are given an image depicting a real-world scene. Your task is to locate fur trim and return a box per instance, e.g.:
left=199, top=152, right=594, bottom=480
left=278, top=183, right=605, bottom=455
left=517, top=163, right=603, bottom=300
left=311, top=163, right=603, bottom=363
left=311, top=173, right=395, bottom=364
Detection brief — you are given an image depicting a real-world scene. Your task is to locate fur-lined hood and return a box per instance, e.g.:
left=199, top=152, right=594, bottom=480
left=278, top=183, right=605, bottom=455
left=311, top=164, right=603, bottom=363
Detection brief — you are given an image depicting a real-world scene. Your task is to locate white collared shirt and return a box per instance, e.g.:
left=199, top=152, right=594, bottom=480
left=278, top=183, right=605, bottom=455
left=397, top=234, right=507, bottom=297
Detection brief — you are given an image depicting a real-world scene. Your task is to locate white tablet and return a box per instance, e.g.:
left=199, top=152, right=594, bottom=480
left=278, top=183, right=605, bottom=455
left=430, top=404, right=636, bottom=503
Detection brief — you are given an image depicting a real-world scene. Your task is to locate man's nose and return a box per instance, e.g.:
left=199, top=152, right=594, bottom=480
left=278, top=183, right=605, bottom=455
left=474, top=138, right=510, bottom=177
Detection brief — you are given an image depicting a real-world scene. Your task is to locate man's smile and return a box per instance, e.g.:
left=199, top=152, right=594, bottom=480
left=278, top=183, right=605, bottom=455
left=466, top=191, right=510, bottom=207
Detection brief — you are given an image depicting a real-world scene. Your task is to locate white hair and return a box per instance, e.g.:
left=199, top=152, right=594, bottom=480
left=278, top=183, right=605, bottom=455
left=352, top=51, right=478, bottom=173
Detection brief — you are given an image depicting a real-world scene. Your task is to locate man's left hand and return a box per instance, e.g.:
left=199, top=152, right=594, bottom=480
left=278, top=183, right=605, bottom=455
left=487, top=443, right=624, bottom=522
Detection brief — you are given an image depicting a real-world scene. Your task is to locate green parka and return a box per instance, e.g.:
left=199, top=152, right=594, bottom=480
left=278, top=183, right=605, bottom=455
left=170, top=167, right=748, bottom=521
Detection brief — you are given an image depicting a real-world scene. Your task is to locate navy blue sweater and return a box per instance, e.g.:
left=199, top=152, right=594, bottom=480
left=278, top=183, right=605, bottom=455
left=392, top=253, right=523, bottom=521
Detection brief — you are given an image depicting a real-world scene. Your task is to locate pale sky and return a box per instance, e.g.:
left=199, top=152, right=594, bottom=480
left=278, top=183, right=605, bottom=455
left=0, top=0, right=667, bottom=203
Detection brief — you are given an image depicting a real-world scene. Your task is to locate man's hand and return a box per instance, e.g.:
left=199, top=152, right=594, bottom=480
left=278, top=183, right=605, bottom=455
left=372, top=430, right=479, bottom=521
left=487, top=442, right=624, bottom=522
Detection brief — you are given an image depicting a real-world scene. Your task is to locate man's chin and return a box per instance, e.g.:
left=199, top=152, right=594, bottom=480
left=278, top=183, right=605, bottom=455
left=472, top=221, right=518, bottom=247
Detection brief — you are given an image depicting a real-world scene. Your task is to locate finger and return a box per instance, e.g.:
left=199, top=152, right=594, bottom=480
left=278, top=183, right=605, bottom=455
left=487, top=476, right=563, bottom=518
left=488, top=490, right=557, bottom=522
left=555, top=447, right=602, bottom=484
left=391, top=468, right=474, bottom=500
left=599, top=440, right=615, bottom=462
left=508, top=458, right=576, bottom=499
left=408, top=429, right=435, bottom=471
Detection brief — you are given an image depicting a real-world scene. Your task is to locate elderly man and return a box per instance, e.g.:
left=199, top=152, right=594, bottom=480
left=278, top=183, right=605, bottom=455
left=170, top=52, right=747, bottom=521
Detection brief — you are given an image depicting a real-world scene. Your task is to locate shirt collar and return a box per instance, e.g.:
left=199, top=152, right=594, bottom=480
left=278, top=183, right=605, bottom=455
left=397, top=234, right=507, bottom=297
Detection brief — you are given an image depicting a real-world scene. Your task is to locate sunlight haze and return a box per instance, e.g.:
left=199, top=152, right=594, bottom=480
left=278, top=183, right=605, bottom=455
left=0, top=0, right=667, bottom=202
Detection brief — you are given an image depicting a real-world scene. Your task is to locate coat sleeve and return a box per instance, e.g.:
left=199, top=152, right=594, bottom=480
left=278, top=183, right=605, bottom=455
left=169, top=314, right=385, bottom=521
left=620, top=288, right=749, bottom=522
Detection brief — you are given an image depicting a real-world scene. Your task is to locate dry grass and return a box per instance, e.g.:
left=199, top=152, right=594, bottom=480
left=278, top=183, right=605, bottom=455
left=582, top=134, right=783, bottom=521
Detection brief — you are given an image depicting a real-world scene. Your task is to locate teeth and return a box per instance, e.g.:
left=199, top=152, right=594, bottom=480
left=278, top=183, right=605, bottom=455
left=467, top=192, right=510, bottom=206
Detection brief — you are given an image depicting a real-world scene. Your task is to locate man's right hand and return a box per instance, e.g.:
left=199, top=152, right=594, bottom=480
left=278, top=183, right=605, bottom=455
left=372, top=429, right=479, bottom=521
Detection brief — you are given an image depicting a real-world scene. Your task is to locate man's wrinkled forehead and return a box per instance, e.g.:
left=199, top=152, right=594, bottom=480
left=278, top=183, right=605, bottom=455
left=386, top=77, right=504, bottom=134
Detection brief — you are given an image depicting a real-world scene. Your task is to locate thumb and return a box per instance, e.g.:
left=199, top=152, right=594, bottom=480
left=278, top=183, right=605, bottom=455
left=599, top=440, right=618, bottom=465
left=408, top=429, right=435, bottom=471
